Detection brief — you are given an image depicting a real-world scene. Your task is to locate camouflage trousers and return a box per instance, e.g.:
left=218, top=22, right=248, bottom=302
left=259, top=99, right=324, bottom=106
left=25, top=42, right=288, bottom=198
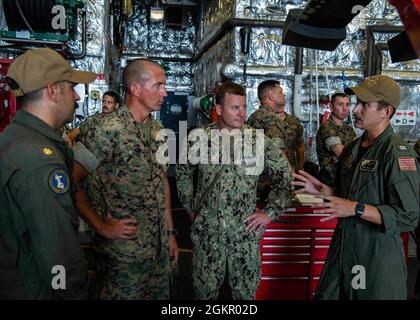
left=94, top=251, right=170, bottom=300
left=192, top=240, right=261, bottom=300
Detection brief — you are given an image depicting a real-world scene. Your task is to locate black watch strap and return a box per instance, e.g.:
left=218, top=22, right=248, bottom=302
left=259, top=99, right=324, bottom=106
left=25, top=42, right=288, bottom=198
left=355, top=203, right=365, bottom=218
left=167, top=229, right=177, bottom=236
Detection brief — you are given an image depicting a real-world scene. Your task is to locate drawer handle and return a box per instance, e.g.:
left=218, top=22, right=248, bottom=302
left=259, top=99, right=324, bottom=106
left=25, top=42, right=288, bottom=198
left=262, top=261, right=309, bottom=264
left=262, top=245, right=311, bottom=248
left=263, top=237, right=311, bottom=240
left=262, top=253, right=310, bottom=256
left=261, top=276, right=309, bottom=280
left=276, top=219, right=302, bottom=224
left=265, top=229, right=311, bottom=232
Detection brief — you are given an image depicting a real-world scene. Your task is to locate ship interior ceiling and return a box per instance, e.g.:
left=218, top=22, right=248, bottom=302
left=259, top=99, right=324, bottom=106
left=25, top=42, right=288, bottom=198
left=0, top=0, right=420, bottom=300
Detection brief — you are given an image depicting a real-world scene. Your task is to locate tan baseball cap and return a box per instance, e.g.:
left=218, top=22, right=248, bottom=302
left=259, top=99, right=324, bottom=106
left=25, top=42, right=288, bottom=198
left=344, top=75, right=401, bottom=108
left=7, top=48, right=96, bottom=97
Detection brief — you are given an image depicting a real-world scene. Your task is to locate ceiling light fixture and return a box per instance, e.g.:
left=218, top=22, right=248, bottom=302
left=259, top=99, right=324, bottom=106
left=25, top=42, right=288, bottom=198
left=150, top=0, right=164, bottom=22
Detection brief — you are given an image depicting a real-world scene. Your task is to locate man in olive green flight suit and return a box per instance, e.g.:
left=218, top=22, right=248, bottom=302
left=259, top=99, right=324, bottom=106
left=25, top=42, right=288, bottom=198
left=316, top=92, right=357, bottom=185
left=75, top=59, right=179, bottom=299
left=293, top=75, right=419, bottom=300
left=176, top=82, right=292, bottom=299
left=414, top=138, right=420, bottom=299
left=0, top=48, right=96, bottom=299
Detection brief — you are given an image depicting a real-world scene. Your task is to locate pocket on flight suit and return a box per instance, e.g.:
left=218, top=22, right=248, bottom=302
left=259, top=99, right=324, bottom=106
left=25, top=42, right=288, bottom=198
left=0, top=236, right=19, bottom=286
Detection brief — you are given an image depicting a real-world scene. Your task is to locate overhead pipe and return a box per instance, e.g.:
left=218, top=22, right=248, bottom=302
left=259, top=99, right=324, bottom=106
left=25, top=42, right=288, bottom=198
left=293, top=47, right=308, bottom=122
left=221, top=64, right=292, bottom=79
left=374, top=42, right=389, bottom=75
left=193, top=18, right=284, bottom=62
left=69, top=8, right=87, bottom=60
left=122, top=53, right=193, bottom=63
left=221, top=64, right=366, bottom=80
left=314, top=50, right=320, bottom=131
left=220, top=64, right=420, bottom=82
left=162, top=0, right=197, bottom=7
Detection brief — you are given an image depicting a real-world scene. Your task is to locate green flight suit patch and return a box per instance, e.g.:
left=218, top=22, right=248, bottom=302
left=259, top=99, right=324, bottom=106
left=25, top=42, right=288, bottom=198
left=397, top=145, right=408, bottom=151
left=48, top=168, right=70, bottom=194
left=398, top=157, right=417, bottom=172
left=360, top=159, right=378, bottom=172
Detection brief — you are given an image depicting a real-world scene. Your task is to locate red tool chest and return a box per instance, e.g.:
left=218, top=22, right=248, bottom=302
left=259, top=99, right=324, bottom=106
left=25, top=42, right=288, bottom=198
left=256, top=207, right=410, bottom=300
left=256, top=207, right=337, bottom=300
left=0, top=58, right=17, bottom=133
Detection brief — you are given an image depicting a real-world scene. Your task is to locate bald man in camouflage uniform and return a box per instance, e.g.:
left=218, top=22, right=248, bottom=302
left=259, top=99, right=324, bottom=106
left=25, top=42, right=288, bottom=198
left=176, top=83, right=292, bottom=299
left=316, top=93, right=356, bottom=185
left=247, top=80, right=304, bottom=171
left=76, top=59, right=178, bottom=299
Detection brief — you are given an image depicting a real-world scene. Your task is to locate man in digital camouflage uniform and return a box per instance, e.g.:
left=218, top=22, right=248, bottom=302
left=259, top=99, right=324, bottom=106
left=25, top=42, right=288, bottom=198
left=0, top=48, right=96, bottom=299
left=72, top=91, right=121, bottom=221
left=293, top=75, right=419, bottom=299
left=76, top=59, right=179, bottom=299
left=316, top=92, right=357, bottom=185
left=247, top=80, right=304, bottom=171
left=70, top=90, right=121, bottom=144
left=176, top=82, right=292, bottom=299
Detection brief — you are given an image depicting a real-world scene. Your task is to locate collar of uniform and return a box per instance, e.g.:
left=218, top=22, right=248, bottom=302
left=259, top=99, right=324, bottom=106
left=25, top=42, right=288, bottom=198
left=350, top=124, right=394, bottom=160
left=118, top=106, right=146, bottom=134
left=210, top=121, right=250, bottom=134
left=13, top=110, right=67, bottom=144
left=120, top=105, right=157, bottom=138
left=260, top=104, right=278, bottom=115
left=361, top=124, right=394, bottom=146
left=327, top=116, right=341, bottom=127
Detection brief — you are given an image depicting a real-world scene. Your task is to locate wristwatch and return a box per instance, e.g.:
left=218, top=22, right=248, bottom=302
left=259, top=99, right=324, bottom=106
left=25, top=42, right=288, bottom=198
left=355, top=203, right=365, bottom=218
left=167, top=229, right=177, bottom=236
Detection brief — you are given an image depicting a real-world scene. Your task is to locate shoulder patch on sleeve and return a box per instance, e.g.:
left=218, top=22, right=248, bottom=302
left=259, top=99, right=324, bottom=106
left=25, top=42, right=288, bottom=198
left=398, top=157, right=417, bottom=172
left=325, top=136, right=342, bottom=151
left=48, top=168, right=70, bottom=194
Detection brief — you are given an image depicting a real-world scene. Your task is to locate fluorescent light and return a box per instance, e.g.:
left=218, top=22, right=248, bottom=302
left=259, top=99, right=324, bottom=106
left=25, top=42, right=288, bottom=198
left=150, top=7, right=164, bottom=21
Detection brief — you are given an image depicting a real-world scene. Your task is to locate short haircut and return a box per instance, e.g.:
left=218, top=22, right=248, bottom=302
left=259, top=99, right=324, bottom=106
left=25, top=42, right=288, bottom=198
left=257, top=80, right=280, bottom=101
left=16, top=88, right=43, bottom=108
left=103, top=90, right=121, bottom=104
left=377, top=100, right=396, bottom=118
left=7, top=77, right=43, bottom=108
left=122, top=58, right=162, bottom=94
left=215, top=82, right=246, bottom=106
left=331, top=92, right=349, bottom=104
